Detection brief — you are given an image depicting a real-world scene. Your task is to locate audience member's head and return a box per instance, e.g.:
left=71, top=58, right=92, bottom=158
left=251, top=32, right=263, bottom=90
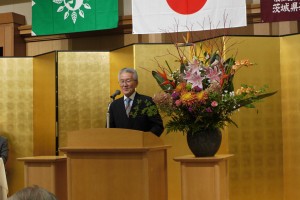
left=8, top=186, right=57, bottom=200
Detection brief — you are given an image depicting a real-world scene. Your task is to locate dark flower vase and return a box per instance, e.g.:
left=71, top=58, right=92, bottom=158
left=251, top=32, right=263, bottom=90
left=186, top=128, right=222, bottom=157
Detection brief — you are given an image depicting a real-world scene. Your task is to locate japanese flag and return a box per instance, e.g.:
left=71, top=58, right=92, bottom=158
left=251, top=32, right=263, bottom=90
left=132, top=0, right=247, bottom=34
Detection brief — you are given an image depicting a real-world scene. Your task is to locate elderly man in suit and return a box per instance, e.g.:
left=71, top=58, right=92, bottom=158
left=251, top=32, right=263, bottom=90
left=109, top=68, right=164, bottom=137
left=0, top=136, right=8, bottom=164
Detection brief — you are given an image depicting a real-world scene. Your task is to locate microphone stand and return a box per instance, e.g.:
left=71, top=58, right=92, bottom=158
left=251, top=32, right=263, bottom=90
left=106, top=97, right=116, bottom=128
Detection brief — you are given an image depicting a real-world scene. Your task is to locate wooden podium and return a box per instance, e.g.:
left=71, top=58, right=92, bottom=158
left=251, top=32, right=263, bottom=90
left=60, top=128, right=170, bottom=200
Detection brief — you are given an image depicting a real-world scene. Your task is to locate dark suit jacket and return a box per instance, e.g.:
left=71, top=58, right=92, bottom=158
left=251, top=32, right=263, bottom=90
left=109, top=93, right=164, bottom=137
left=0, top=136, right=8, bottom=164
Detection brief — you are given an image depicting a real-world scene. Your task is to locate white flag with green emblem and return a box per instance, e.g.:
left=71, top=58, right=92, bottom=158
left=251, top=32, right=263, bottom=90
left=32, top=0, right=118, bottom=36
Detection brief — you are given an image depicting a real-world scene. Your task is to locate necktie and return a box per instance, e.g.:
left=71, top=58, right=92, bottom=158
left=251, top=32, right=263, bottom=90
left=125, top=98, right=132, bottom=117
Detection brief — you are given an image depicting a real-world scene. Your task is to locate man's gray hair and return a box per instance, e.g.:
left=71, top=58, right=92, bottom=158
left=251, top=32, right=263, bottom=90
left=118, top=68, right=138, bottom=81
left=8, top=186, right=57, bottom=200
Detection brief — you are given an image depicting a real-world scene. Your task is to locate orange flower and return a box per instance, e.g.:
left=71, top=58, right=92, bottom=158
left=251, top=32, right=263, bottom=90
left=180, top=92, right=197, bottom=106
left=236, top=86, right=255, bottom=95
left=175, top=82, right=187, bottom=92
left=232, top=59, right=254, bottom=71
left=156, top=69, right=176, bottom=88
left=196, top=91, right=205, bottom=101
left=238, top=59, right=253, bottom=66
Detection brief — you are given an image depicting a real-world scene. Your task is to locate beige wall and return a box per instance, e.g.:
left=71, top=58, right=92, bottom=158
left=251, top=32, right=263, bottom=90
left=24, top=21, right=300, bottom=57
left=0, top=1, right=31, bottom=24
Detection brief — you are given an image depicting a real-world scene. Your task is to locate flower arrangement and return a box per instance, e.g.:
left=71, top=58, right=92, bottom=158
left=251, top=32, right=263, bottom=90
left=151, top=34, right=276, bottom=134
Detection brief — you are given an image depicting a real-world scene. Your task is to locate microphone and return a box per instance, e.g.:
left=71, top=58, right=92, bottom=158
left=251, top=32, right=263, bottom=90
left=110, top=90, right=121, bottom=100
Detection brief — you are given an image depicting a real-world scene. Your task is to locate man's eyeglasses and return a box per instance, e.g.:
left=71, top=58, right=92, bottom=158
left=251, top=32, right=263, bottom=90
left=119, top=79, right=136, bottom=85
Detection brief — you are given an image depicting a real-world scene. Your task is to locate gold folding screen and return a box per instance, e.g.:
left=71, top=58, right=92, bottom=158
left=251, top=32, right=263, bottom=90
left=110, top=46, right=134, bottom=94
left=134, top=44, right=193, bottom=200
left=280, top=35, right=300, bottom=200
left=227, top=37, right=283, bottom=200
left=133, top=38, right=282, bottom=200
left=55, top=47, right=135, bottom=149
left=2, top=35, right=300, bottom=199
left=0, top=57, right=33, bottom=194
left=33, top=52, right=56, bottom=155
left=57, top=52, right=110, bottom=148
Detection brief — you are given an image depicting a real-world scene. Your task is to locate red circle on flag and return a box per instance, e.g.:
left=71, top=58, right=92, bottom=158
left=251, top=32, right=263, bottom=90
left=166, top=0, right=207, bottom=15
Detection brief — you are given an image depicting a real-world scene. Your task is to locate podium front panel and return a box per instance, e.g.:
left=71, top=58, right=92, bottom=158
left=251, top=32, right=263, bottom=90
left=66, top=149, right=168, bottom=200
